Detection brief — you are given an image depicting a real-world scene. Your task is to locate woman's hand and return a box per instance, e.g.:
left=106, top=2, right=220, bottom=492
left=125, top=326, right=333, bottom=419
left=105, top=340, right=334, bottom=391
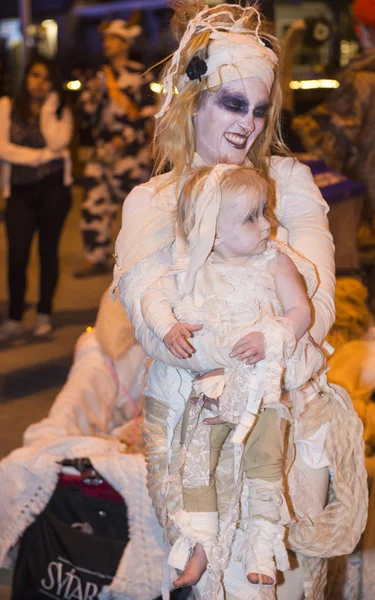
left=230, top=331, right=265, bottom=365
left=40, top=147, right=65, bottom=163
left=163, top=322, right=203, bottom=359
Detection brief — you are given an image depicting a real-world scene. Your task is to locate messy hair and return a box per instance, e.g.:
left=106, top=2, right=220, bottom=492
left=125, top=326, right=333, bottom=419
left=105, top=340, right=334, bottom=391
left=153, top=1, right=288, bottom=191
left=178, top=165, right=271, bottom=239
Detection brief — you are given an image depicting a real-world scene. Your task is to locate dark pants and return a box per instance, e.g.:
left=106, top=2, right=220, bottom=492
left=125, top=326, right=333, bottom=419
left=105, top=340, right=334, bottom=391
left=5, top=171, right=71, bottom=321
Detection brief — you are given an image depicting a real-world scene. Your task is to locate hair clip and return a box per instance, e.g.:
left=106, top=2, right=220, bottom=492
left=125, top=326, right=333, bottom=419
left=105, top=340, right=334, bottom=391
left=261, top=37, right=273, bottom=50
left=186, top=56, right=208, bottom=82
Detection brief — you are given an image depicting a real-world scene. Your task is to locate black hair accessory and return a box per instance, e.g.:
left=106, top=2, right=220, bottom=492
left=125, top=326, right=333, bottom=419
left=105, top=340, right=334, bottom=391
left=186, top=56, right=208, bottom=82
left=261, top=37, right=273, bottom=50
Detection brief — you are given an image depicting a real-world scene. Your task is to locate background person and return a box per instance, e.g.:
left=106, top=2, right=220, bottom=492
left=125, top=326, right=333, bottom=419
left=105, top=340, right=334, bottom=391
left=0, top=56, right=73, bottom=341
left=74, top=19, right=155, bottom=278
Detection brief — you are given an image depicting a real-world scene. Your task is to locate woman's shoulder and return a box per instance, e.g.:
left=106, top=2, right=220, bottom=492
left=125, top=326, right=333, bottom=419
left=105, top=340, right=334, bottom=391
left=0, top=96, right=12, bottom=113
left=125, top=172, right=174, bottom=205
left=270, top=155, right=314, bottom=184
left=137, top=171, right=172, bottom=192
left=270, top=155, right=328, bottom=216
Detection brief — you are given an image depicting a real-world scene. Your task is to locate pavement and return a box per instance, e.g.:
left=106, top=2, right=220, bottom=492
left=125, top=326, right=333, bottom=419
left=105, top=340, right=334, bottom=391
left=0, top=186, right=116, bottom=598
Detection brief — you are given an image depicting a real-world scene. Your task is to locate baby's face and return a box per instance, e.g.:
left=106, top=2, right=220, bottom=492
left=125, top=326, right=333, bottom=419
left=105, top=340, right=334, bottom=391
left=214, top=192, right=271, bottom=261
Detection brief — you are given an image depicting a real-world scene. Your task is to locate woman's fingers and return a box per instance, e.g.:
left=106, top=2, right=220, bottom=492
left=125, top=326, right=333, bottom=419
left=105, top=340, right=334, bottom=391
left=174, top=344, right=190, bottom=359
left=167, top=342, right=189, bottom=359
left=169, top=346, right=186, bottom=359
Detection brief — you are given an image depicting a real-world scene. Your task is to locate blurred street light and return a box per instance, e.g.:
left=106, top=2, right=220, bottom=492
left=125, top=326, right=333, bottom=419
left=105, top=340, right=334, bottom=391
left=65, top=79, right=82, bottom=90
left=289, top=78, right=340, bottom=90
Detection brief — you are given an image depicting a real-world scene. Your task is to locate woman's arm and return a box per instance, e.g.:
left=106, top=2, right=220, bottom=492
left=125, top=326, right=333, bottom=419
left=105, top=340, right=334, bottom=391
left=0, top=96, right=63, bottom=165
left=275, top=158, right=335, bottom=345
left=40, top=92, right=74, bottom=151
left=0, top=140, right=60, bottom=165
left=141, top=272, right=180, bottom=342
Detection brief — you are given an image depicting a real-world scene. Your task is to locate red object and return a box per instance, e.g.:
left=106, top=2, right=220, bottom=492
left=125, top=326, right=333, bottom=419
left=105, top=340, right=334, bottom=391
left=353, top=0, right=375, bottom=27
left=58, top=473, right=124, bottom=504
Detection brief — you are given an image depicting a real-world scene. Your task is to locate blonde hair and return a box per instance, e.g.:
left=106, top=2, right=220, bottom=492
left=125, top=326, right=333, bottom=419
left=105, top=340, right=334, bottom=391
left=153, top=1, right=288, bottom=191
left=178, top=165, right=270, bottom=239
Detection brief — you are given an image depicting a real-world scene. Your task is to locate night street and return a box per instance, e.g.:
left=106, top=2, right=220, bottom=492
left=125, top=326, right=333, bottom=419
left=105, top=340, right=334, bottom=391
left=0, top=187, right=114, bottom=599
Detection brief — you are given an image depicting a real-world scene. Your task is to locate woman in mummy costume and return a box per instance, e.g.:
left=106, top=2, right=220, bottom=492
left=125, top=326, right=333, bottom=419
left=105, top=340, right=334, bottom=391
left=112, top=3, right=368, bottom=599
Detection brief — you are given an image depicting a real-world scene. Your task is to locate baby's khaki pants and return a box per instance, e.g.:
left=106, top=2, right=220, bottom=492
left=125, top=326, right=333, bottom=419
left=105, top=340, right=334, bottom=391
left=181, top=404, right=286, bottom=512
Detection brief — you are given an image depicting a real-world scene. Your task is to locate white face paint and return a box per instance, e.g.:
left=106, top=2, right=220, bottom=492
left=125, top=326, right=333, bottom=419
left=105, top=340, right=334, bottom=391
left=213, top=192, right=271, bottom=264
left=194, top=77, right=270, bottom=165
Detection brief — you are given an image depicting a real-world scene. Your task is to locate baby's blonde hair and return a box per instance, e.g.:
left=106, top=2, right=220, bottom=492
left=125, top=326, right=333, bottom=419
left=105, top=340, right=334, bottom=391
left=178, top=165, right=271, bottom=239
left=153, top=1, right=288, bottom=192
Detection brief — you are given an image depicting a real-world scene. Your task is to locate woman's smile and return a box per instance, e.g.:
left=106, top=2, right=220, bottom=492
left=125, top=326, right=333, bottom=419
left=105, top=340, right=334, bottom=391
left=223, top=131, right=249, bottom=149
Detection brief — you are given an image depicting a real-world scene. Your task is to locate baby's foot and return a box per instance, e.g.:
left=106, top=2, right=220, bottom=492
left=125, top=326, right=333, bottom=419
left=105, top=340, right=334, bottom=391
left=247, top=572, right=275, bottom=586
left=173, top=543, right=208, bottom=587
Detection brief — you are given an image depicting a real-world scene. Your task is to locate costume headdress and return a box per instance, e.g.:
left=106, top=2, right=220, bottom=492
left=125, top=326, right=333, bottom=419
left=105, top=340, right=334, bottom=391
left=155, top=3, right=278, bottom=119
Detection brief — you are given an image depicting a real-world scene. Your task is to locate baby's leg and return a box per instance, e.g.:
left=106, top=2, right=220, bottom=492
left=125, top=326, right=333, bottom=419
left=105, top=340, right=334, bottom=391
left=242, top=409, right=289, bottom=586
left=170, top=404, right=233, bottom=587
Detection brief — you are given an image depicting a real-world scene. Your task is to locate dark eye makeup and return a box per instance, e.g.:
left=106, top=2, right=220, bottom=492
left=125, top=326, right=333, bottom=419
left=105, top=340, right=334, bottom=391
left=217, top=91, right=270, bottom=119
left=254, top=103, right=270, bottom=119
left=217, top=92, right=249, bottom=114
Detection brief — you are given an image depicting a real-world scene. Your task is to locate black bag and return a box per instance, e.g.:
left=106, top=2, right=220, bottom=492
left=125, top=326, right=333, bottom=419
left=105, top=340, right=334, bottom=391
left=12, top=468, right=129, bottom=600
left=11, top=461, right=189, bottom=600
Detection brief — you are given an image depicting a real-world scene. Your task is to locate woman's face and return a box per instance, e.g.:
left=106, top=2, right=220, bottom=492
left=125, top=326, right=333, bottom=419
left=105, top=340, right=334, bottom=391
left=26, top=63, right=52, bottom=101
left=194, top=77, right=270, bottom=165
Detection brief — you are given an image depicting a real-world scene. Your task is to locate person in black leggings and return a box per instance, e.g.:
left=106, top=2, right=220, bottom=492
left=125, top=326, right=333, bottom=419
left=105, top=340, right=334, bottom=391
left=0, top=56, right=73, bottom=340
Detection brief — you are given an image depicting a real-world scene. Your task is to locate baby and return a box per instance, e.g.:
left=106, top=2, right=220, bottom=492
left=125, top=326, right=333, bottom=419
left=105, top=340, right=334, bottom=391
left=141, top=164, right=324, bottom=592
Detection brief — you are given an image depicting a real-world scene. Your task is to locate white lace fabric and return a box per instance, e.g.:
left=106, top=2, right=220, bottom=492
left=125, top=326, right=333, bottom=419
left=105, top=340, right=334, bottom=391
left=178, top=241, right=321, bottom=491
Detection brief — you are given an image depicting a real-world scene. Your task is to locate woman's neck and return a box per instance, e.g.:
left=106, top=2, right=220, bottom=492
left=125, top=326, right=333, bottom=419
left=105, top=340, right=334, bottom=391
left=29, top=98, right=43, bottom=117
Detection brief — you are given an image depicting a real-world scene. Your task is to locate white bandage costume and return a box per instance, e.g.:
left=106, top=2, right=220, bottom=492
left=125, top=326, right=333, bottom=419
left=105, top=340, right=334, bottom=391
left=139, top=162, right=325, bottom=593
left=112, top=4, right=368, bottom=600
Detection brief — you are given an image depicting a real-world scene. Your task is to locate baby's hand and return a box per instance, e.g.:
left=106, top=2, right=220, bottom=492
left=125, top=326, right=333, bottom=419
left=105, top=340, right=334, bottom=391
left=163, top=322, right=203, bottom=359
left=230, top=331, right=265, bottom=365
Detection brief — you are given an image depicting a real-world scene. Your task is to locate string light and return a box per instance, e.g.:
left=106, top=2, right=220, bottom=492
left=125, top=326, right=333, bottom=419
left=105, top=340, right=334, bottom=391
left=65, top=80, right=82, bottom=91
left=289, top=79, right=340, bottom=90
left=150, top=82, right=178, bottom=94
